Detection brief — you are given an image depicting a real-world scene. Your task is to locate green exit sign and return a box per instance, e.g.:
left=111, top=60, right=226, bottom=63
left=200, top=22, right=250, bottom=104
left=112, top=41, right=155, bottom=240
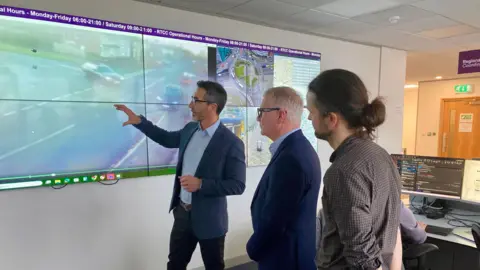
left=455, top=84, right=473, bottom=93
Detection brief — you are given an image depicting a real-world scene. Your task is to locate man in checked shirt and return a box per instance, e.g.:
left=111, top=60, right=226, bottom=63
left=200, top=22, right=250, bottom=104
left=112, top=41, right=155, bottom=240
left=306, top=69, right=402, bottom=270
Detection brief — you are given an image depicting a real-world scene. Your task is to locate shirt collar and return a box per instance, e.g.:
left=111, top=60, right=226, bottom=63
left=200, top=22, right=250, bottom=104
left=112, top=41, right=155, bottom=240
left=269, top=128, right=300, bottom=156
left=198, top=119, right=221, bottom=137
left=329, top=134, right=359, bottom=163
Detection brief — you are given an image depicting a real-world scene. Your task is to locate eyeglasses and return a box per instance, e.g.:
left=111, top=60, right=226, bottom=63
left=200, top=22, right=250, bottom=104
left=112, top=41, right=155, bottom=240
left=257, top=107, right=280, bottom=118
left=191, top=96, right=210, bottom=104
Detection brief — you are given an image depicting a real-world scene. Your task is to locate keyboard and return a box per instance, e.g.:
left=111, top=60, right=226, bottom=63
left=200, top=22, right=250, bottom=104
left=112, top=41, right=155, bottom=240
left=425, top=225, right=453, bottom=236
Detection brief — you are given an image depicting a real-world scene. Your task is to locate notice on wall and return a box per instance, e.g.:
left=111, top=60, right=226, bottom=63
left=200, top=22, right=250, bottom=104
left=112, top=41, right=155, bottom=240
left=459, top=113, right=474, bottom=132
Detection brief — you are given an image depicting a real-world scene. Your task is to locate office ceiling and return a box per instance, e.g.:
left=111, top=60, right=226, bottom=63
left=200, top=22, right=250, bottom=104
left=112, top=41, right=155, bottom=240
left=141, top=0, right=480, bottom=53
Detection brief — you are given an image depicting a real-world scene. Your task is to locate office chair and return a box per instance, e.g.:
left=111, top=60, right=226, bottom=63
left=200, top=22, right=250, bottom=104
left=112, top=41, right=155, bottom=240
left=471, top=224, right=480, bottom=269
left=472, top=223, right=480, bottom=249
left=402, top=243, right=439, bottom=270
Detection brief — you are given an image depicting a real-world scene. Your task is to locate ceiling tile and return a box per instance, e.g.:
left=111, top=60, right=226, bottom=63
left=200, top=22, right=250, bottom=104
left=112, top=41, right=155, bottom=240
left=353, top=5, right=437, bottom=26
left=417, top=25, right=478, bottom=39
left=413, top=0, right=480, bottom=28
left=221, top=0, right=306, bottom=21
left=442, top=33, right=480, bottom=46
left=392, top=0, right=423, bottom=3
left=344, top=28, right=459, bottom=51
left=464, top=43, right=480, bottom=50
left=399, top=36, right=463, bottom=52
left=276, top=0, right=336, bottom=9
left=312, top=19, right=378, bottom=37
left=160, top=0, right=251, bottom=13
left=345, top=28, right=408, bottom=46
left=390, top=15, right=459, bottom=34
left=277, top=9, right=346, bottom=30
left=314, top=0, right=402, bottom=18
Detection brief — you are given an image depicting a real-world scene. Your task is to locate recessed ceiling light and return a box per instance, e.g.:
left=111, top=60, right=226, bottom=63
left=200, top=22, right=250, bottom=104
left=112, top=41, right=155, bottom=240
left=435, top=76, right=443, bottom=79
left=389, top=16, right=400, bottom=24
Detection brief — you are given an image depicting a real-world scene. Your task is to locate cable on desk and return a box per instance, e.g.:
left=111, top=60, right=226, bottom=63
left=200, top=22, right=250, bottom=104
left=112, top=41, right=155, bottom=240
left=410, top=196, right=447, bottom=216
left=445, top=213, right=480, bottom=228
left=410, top=197, right=480, bottom=229
left=447, top=212, right=480, bottom=217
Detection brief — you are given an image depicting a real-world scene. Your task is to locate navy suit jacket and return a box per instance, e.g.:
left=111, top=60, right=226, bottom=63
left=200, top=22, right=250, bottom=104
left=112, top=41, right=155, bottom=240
left=134, top=116, right=246, bottom=239
left=247, top=130, right=321, bottom=270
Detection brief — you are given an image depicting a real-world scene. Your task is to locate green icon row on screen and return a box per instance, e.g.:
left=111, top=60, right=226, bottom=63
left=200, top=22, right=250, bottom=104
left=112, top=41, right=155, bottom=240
left=42, top=173, right=121, bottom=186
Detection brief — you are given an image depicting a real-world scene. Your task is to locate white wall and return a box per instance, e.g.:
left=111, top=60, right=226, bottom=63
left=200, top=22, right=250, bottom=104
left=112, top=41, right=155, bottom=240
left=0, top=0, right=405, bottom=269
left=402, top=88, right=419, bottom=155
left=377, top=47, right=407, bottom=154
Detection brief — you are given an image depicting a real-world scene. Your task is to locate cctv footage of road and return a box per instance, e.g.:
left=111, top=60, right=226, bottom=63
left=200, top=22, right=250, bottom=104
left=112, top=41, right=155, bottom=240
left=0, top=16, right=208, bottom=178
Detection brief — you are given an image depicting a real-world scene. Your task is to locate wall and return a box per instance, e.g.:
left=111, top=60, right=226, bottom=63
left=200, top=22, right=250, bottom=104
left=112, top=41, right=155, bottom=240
left=377, top=47, right=407, bottom=154
left=0, top=0, right=405, bottom=269
left=403, top=88, right=418, bottom=155
left=416, top=77, right=480, bottom=156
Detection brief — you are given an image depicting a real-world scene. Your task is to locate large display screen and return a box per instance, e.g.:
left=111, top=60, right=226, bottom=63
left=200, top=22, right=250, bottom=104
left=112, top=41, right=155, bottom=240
left=0, top=5, right=321, bottom=190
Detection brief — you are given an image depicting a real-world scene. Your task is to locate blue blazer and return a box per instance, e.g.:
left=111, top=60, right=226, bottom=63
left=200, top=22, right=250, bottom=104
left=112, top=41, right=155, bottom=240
left=247, top=130, right=321, bottom=270
left=134, top=117, right=246, bottom=239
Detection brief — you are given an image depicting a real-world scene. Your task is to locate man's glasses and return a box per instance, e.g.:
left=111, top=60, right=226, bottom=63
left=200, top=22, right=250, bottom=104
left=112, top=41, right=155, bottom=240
left=257, top=107, right=280, bottom=118
left=191, top=96, right=210, bottom=104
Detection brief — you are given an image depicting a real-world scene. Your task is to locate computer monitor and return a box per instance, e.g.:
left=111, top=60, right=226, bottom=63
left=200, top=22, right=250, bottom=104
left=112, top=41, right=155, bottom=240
left=392, top=154, right=417, bottom=191
left=390, top=154, right=403, bottom=173
left=461, top=160, right=480, bottom=203
left=414, top=156, right=464, bottom=199
left=393, top=154, right=465, bottom=199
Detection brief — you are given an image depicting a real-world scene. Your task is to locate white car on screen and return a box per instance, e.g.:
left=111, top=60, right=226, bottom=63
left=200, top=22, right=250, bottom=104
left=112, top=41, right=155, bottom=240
left=81, top=62, right=124, bottom=85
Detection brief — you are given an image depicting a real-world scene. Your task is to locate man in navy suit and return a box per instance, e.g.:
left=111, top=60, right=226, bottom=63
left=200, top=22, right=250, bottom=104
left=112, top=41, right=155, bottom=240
left=247, top=86, right=321, bottom=270
left=114, top=81, right=246, bottom=270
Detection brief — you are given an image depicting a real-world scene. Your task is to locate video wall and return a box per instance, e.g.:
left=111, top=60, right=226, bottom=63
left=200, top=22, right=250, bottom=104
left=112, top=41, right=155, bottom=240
left=0, top=5, right=321, bottom=191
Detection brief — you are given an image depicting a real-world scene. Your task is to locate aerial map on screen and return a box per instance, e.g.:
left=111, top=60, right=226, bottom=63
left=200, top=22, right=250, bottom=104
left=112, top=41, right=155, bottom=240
left=216, top=46, right=273, bottom=107
left=0, top=5, right=320, bottom=191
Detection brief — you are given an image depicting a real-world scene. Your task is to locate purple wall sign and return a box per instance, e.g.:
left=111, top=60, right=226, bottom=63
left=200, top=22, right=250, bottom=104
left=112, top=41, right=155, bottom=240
left=0, top=5, right=321, bottom=60
left=458, top=50, right=480, bottom=74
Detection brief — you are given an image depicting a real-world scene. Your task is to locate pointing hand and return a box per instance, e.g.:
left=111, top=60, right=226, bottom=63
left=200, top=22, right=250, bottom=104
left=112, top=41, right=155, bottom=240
left=114, top=104, right=141, bottom=126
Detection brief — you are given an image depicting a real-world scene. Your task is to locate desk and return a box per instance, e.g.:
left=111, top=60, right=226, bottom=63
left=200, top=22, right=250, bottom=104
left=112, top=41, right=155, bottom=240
left=412, top=212, right=479, bottom=270
left=414, top=214, right=476, bottom=248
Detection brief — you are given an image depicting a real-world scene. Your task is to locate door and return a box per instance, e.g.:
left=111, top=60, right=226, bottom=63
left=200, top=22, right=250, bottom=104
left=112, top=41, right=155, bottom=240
left=438, top=97, right=480, bottom=159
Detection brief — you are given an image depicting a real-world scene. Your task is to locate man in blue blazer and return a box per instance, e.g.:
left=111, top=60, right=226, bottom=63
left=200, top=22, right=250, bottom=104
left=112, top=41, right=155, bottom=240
left=247, top=86, right=321, bottom=270
left=115, top=80, right=246, bottom=270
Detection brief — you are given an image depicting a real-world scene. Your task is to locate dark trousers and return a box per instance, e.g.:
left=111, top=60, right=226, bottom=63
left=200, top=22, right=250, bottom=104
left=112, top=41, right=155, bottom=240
left=167, top=205, right=225, bottom=270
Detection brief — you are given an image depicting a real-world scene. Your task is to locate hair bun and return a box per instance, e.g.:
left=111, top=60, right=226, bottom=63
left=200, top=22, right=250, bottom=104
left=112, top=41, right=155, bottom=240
left=361, top=97, right=386, bottom=133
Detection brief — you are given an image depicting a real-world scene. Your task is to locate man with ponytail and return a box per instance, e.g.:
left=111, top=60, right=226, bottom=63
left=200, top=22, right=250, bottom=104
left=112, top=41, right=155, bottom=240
left=307, top=69, right=402, bottom=270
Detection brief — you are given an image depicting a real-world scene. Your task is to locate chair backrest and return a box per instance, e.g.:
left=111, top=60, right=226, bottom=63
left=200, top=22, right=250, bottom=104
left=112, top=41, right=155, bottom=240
left=403, top=243, right=439, bottom=260
left=402, top=243, right=439, bottom=270
left=471, top=224, right=480, bottom=250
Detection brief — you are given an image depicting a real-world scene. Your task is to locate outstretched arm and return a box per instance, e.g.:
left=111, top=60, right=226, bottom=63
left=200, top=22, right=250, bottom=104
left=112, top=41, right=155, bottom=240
left=133, top=115, right=182, bottom=149
left=115, top=104, right=183, bottom=149
left=199, top=138, right=246, bottom=196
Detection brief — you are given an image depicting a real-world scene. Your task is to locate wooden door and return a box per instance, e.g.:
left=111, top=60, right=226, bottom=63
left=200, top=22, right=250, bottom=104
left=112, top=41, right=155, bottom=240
left=438, top=97, right=480, bottom=159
